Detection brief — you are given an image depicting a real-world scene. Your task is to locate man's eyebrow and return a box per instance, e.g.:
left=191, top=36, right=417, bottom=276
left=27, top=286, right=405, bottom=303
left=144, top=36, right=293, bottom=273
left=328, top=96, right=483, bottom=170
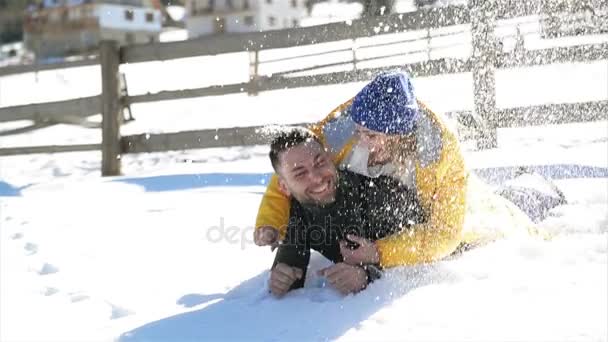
left=290, top=164, right=306, bottom=173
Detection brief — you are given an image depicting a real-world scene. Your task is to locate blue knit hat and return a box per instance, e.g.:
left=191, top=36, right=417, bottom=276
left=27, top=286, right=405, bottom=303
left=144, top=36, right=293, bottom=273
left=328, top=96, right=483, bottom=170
left=350, top=71, right=419, bottom=135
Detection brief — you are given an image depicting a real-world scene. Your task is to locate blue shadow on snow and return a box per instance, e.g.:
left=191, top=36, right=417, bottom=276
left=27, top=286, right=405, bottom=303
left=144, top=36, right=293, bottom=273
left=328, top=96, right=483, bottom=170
left=0, top=181, right=22, bottom=197
left=114, top=173, right=273, bottom=192
left=119, top=262, right=452, bottom=342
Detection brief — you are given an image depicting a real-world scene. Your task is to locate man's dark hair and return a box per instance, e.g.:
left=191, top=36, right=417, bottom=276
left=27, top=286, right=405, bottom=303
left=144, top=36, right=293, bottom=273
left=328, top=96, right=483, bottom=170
left=269, top=127, right=321, bottom=172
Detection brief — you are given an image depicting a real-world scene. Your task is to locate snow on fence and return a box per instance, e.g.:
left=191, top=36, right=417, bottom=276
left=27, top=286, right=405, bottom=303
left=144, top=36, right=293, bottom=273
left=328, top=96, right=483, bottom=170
left=0, top=3, right=606, bottom=176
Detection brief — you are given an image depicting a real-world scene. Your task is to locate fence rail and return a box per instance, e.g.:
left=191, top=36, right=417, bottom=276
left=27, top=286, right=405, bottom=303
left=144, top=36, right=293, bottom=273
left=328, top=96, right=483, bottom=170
left=2, top=99, right=605, bottom=157
left=0, top=143, right=100, bottom=156
left=0, top=57, right=99, bottom=77
left=0, top=95, right=100, bottom=123
left=122, top=6, right=471, bottom=64
left=5, top=40, right=603, bottom=114
left=495, top=100, right=608, bottom=127
left=120, top=100, right=608, bottom=155
left=497, top=42, right=608, bottom=68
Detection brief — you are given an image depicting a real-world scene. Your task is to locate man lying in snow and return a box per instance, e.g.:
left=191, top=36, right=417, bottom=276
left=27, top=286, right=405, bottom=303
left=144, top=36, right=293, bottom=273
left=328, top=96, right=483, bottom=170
left=255, top=70, right=564, bottom=272
left=267, top=127, right=427, bottom=297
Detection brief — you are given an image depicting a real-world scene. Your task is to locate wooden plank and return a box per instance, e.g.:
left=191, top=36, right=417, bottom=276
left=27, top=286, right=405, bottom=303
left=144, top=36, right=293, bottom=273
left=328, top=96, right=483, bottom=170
left=124, top=58, right=471, bottom=105
left=122, top=5, right=470, bottom=64
left=258, top=59, right=471, bottom=89
left=1, top=101, right=603, bottom=157
left=0, top=96, right=101, bottom=123
left=0, top=57, right=99, bottom=78
left=125, top=83, right=248, bottom=105
left=260, top=27, right=469, bottom=65
left=262, top=46, right=354, bottom=64
left=0, top=122, right=56, bottom=137
left=50, top=116, right=102, bottom=128
left=498, top=43, right=608, bottom=68
left=123, top=101, right=607, bottom=154
left=274, top=46, right=468, bottom=77
left=495, top=100, right=608, bottom=128
left=0, top=144, right=100, bottom=156
left=122, top=125, right=300, bottom=154
left=100, top=40, right=122, bottom=176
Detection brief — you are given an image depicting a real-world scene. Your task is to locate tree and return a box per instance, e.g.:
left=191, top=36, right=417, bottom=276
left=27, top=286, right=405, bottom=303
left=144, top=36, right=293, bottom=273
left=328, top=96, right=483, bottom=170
left=0, top=0, right=28, bottom=44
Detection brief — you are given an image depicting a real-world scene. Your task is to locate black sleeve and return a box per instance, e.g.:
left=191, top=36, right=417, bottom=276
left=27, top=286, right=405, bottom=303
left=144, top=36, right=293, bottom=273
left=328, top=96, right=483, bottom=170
left=362, top=263, right=383, bottom=284
left=363, top=176, right=427, bottom=240
left=271, top=204, right=311, bottom=290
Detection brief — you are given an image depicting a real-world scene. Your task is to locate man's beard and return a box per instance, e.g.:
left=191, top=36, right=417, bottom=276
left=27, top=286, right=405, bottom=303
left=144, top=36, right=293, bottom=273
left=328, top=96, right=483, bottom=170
left=294, top=194, right=336, bottom=208
left=290, top=175, right=339, bottom=208
left=292, top=190, right=336, bottom=208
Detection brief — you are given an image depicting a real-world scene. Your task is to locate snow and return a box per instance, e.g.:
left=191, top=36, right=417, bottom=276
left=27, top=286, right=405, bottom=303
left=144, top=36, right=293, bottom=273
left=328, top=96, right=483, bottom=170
left=1, top=135, right=606, bottom=341
left=159, top=28, right=189, bottom=43
left=301, top=0, right=363, bottom=27
left=165, top=5, right=186, bottom=22
left=1, top=8, right=607, bottom=341
left=0, top=107, right=606, bottom=342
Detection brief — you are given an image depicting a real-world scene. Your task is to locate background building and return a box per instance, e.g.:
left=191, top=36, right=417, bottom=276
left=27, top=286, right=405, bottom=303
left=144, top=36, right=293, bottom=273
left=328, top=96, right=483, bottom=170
left=24, top=0, right=163, bottom=60
left=185, top=0, right=307, bottom=38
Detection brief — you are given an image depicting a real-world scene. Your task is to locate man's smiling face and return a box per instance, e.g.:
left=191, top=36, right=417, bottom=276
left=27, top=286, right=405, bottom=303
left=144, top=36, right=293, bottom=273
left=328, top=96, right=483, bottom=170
left=277, top=140, right=338, bottom=206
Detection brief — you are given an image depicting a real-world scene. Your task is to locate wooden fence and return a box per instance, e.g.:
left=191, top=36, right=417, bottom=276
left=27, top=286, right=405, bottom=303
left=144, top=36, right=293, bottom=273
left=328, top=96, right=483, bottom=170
left=0, top=3, right=606, bottom=176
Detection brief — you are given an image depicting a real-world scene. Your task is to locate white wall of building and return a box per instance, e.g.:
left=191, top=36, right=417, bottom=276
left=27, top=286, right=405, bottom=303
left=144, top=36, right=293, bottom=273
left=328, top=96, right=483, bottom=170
left=95, top=4, right=162, bottom=32
left=186, top=16, right=215, bottom=37
left=225, top=14, right=258, bottom=33
left=256, top=0, right=306, bottom=31
left=186, top=0, right=307, bottom=38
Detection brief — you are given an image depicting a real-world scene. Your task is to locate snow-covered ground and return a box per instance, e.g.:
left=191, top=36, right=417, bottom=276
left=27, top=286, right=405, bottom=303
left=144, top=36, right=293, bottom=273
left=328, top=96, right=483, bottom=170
left=0, top=118, right=606, bottom=341
left=0, top=14, right=607, bottom=341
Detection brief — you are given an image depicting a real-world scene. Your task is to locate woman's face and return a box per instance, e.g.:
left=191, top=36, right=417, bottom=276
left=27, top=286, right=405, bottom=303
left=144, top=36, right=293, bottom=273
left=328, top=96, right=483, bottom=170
left=355, top=125, right=416, bottom=166
left=355, top=125, right=394, bottom=166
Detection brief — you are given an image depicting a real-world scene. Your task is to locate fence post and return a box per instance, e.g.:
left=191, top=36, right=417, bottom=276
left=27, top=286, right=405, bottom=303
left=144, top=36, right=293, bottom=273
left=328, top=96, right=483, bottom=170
left=100, top=40, right=122, bottom=176
left=248, top=50, right=259, bottom=96
left=469, top=0, right=498, bottom=149
left=426, top=28, right=431, bottom=60
left=352, top=38, right=358, bottom=71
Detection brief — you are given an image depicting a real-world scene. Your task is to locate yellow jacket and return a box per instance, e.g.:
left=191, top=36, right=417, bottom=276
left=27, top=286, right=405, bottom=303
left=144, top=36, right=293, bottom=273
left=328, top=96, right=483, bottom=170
left=255, top=98, right=468, bottom=268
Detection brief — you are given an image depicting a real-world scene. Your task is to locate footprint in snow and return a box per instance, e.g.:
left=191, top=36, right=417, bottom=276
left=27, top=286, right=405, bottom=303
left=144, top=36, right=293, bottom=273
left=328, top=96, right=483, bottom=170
left=10, top=232, right=24, bottom=240
left=35, top=263, right=59, bottom=276
left=110, top=304, right=133, bottom=320
left=69, top=293, right=90, bottom=303
left=24, top=242, right=38, bottom=255
left=42, top=287, right=59, bottom=296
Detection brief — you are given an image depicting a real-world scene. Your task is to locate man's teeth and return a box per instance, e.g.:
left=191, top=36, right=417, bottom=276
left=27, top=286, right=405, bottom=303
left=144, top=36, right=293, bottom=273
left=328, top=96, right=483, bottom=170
left=312, top=182, right=329, bottom=193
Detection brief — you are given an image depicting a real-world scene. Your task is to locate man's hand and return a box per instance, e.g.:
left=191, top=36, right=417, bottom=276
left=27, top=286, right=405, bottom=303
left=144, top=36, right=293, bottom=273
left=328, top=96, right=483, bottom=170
left=340, top=234, right=380, bottom=265
left=270, top=263, right=303, bottom=298
left=254, top=226, right=280, bottom=250
left=317, top=262, right=368, bottom=295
